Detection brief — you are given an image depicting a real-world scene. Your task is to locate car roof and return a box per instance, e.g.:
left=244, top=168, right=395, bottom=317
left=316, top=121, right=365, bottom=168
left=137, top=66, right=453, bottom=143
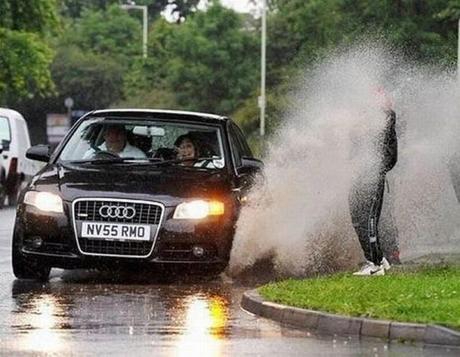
left=0, top=108, right=26, bottom=122
left=88, top=109, right=228, bottom=125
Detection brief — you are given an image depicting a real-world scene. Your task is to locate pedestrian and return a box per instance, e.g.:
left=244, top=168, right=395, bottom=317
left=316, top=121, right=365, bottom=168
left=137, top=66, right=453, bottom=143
left=349, top=90, right=398, bottom=276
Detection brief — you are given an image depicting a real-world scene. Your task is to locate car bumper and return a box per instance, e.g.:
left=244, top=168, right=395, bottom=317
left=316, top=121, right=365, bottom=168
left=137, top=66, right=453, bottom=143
left=14, top=201, right=235, bottom=271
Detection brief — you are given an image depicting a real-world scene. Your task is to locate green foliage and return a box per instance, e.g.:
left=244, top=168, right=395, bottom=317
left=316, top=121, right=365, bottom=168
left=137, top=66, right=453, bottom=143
left=3, top=0, right=458, bottom=132
left=52, top=46, right=124, bottom=109
left=228, top=0, right=459, bottom=145
left=60, top=0, right=200, bottom=22
left=115, top=88, right=179, bottom=110
left=50, top=5, right=145, bottom=110
left=0, top=0, right=59, bottom=34
left=0, top=0, right=58, bottom=104
left=62, top=5, right=142, bottom=59
left=0, top=30, right=55, bottom=103
left=268, top=0, right=458, bottom=73
left=232, top=90, right=290, bottom=135
left=260, top=265, right=460, bottom=329
left=123, top=3, right=259, bottom=115
left=60, top=0, right=119, bottom=18
left=341, top=0, right=458, bottom=64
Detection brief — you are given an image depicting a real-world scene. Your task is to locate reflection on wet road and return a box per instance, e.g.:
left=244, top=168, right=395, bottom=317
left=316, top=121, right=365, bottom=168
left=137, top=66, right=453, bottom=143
left=0, top=208, right=458, bottom=356
left=6, top=277, right=237, bottom=355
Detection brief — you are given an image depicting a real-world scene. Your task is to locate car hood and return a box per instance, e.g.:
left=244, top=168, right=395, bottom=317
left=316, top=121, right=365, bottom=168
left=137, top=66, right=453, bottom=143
left=30, top=163, right=232, bottom=206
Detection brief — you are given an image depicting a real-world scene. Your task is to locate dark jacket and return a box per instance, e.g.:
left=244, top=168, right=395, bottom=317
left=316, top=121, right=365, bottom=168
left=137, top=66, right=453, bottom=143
left=380, top=110, right=397, bottom=173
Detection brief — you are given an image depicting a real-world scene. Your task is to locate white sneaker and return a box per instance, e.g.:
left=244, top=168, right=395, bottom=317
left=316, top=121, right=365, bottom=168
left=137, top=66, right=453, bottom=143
left=353, top=261, right=385, bottom=276
left=381, top=257, right=391, bottom=271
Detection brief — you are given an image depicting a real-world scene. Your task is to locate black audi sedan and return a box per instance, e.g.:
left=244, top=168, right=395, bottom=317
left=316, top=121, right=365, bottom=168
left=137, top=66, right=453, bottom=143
left=12, top=109, right=263, bottom=280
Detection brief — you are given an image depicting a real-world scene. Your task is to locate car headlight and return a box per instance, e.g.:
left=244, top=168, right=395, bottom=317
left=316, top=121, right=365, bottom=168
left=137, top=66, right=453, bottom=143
left=24, top=191, right=64, bottom=213
left=173, top=200, right=224, bottom=219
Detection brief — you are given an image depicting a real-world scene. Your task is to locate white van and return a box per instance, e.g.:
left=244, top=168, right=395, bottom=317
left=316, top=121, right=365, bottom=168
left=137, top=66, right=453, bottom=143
left=0, top=108, right=38, bottom=207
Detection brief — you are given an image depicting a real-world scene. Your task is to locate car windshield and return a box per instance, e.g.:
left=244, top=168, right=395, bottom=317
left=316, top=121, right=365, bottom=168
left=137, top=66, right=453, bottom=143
left=58, top=117, right=225, bottom=169
left=0, top=116, right=11, bottom=142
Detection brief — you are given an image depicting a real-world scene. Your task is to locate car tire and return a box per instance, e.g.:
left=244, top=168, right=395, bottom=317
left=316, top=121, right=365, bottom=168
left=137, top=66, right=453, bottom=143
left=0, top=170, right=5, bottom=209
left=12, top=241, right=51, bottom=281
left=7, top=191, right=17, bottom=207
left=0, top=189, right=4, bottom=209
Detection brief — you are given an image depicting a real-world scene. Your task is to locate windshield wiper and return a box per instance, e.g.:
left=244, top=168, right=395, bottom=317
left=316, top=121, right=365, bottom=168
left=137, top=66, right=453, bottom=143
left=67, top=157, right=140, bottom=165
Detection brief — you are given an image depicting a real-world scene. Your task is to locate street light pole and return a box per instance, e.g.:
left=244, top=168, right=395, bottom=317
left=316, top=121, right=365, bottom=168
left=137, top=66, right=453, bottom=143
left=458, top=18, right=459, bottom=81
left=142, top=6, right=148, bottom=58
left=259, top=0, right=267, bottom=137
left=120, top=3, right=148, bottom=58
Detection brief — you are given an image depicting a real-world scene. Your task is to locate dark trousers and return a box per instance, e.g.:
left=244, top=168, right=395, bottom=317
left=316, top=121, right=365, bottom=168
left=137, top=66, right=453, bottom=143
left=349, top=175, right=386, bottom=264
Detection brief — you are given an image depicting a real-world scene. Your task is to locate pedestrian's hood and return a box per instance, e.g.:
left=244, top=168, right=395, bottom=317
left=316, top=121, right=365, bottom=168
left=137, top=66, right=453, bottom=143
left=30, top=163, right=231, bottom=207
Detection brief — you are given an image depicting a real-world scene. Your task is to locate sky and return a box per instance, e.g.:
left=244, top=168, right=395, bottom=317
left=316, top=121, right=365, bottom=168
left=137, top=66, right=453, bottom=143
left=220, top=0, right=254, bottom=13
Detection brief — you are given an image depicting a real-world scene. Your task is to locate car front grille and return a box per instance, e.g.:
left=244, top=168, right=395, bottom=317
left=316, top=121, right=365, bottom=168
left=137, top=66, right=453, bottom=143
left=74, top=200, right=162, bottom=225
left=79, top=239, right=153, bottom=256
left=73, top=199, right=163, bottom=258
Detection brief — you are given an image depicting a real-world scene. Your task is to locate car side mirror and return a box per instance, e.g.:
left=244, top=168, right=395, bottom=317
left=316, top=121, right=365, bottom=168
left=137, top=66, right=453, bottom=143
left=238, top=157, right=264, bottom=176
left=1, top=139, right=10, bottom=152
left=26, top=145, right=51, bottom=162
left=0, top=144, right=3, bottom=154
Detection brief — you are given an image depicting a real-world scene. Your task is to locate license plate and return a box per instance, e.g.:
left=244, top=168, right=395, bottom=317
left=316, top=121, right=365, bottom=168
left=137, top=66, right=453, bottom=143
left=81, top=222, right=151, bottom=241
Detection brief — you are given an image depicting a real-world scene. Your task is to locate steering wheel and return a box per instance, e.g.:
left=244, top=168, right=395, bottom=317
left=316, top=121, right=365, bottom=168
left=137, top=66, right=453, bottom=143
left=93, top=150, right=120, bottom=160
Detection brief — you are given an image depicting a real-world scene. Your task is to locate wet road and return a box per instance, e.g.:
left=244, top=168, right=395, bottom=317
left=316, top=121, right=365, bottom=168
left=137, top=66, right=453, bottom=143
left=0, top=208, right=458, bottom=356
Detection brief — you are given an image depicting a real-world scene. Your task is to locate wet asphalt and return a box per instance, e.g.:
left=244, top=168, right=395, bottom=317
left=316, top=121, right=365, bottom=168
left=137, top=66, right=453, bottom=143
left=0, top=208, right=458, bottom=356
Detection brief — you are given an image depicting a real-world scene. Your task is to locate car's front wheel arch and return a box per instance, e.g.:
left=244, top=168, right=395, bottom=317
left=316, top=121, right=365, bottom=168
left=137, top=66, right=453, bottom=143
left=11, top=226, right=51, bottom=281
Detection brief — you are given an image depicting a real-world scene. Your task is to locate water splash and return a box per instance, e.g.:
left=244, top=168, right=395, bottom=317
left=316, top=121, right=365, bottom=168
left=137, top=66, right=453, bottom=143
left=228, top=43, right=460, bottom=277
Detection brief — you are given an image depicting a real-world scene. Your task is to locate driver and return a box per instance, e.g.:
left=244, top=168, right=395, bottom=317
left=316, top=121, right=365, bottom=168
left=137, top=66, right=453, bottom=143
left=84, top=124, right=146, bottom=159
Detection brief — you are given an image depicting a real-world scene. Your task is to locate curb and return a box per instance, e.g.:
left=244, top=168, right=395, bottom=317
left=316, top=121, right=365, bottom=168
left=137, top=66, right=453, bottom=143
left=241, top=289, right=460, bottom=347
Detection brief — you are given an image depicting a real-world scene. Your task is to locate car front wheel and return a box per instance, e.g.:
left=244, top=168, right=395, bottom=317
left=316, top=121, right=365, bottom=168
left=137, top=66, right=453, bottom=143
left=12, top=243, right=50, bottom=281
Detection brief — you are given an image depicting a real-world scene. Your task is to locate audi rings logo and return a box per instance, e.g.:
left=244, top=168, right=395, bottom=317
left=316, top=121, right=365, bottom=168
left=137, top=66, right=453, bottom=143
left=99, top=205, right=136, bottom=219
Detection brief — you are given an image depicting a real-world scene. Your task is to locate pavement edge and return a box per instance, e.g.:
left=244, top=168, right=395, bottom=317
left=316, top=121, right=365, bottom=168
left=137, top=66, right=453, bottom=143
left=241, top=289, right=460, bottom=347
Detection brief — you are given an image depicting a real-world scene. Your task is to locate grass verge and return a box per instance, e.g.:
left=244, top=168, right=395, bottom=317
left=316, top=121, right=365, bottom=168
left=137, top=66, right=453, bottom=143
left=259, top=265, right=460, bottom=329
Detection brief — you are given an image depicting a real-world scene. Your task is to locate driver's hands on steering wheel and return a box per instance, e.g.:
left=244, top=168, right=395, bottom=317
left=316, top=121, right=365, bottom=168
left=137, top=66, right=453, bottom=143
left=93, top=150, right=120, bottom=160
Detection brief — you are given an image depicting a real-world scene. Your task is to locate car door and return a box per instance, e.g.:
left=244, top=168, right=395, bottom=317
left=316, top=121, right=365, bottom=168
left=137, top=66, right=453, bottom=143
left=228, top=121, right=262, bottom=204
left=0, top=115, right=11, bottom=207
left=0, top=115, right=11, bottom=180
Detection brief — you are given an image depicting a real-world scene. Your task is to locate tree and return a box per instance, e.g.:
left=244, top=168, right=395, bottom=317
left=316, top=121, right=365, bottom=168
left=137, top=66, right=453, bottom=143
left=0, top=30, right=55, bottom=104
left=0, top=0, right=59, bottom=104
left=60, top=0, right=118, bottom=18
left=123, top=3, right=260, bottom=115
left=268, top=0, right=459, bottom=69
left=0, top=0, right=59, bottom=33
left=60, top=0, right=200, bottom=22
left=233, top=0, right=459, bottom=142
left=52, top=46, right=125, bottom=109
left=50, top=5, right=143, bottom=110
left=61, top=5, right=142, bottom=59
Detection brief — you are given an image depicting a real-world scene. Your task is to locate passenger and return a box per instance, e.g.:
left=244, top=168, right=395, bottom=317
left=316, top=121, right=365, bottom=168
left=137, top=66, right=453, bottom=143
left=174, top=134, right=200, bottom=166
left=84, top=124, right=146, bottom=159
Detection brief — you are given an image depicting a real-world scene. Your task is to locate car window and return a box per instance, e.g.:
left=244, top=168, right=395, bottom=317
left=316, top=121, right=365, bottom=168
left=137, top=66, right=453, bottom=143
left=58, top=117, right=225, bottom=169
left=231, top=122, right=253, bottom=158
left=229, top=129, right=242, bottom=168
left=229, top=122, right=255, bottom=170
left=0, top=116, right=11, bottom=142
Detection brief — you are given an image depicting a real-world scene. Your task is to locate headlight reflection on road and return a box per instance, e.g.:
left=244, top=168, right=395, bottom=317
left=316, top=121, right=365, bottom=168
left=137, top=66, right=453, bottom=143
left=19, top=294, right=66, bottom=354
left=175, top=295, right=228, bottom=357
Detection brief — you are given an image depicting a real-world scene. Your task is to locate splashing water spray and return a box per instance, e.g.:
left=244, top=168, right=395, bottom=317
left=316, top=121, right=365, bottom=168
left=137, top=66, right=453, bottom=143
left=228, top=43, right=460, bottom=278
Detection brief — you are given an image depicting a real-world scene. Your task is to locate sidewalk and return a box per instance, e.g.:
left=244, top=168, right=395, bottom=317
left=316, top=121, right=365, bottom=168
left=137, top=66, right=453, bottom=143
left=241, top=289, right=460, bottom=347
